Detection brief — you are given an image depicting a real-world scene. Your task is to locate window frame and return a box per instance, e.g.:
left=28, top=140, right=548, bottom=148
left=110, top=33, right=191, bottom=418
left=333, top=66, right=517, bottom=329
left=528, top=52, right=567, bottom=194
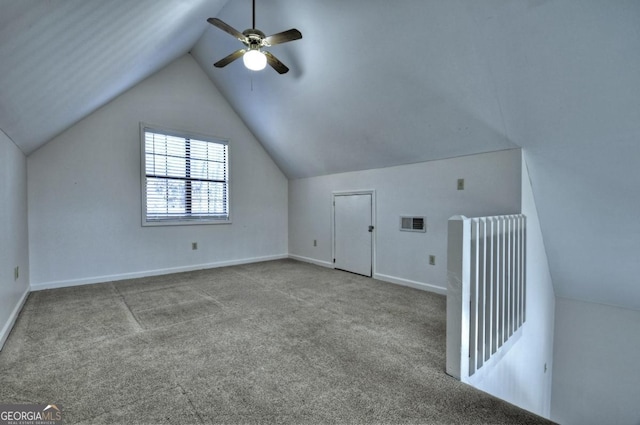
left=140, top=123, right=231, bottom=226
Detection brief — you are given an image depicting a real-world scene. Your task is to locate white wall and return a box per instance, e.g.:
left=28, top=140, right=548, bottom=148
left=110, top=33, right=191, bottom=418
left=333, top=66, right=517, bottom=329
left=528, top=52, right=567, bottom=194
left=552, top=298, right=640, bottom=425
left=0, top=130, right=30, bottom=349
left=28, top=54, right=288, bottom=288
left=470, top=0, right=640, bottom=312
left=289, top=149, right=521, bottom=293
left=471, top=151, right=556, bottom=418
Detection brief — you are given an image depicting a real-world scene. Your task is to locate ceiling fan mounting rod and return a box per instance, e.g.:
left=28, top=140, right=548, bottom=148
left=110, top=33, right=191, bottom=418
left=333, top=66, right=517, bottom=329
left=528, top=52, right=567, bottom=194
left=252, top=0, right=256, bottom=29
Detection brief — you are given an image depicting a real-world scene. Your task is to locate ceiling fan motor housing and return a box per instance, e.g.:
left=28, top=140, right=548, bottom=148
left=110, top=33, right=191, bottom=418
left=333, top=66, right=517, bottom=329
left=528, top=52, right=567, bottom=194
left=243, top=29, right=268, bottom=49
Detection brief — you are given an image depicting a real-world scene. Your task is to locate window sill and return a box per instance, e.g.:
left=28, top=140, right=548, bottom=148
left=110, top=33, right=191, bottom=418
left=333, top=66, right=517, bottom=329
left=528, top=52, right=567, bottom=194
left=142, top=219, right=232, bottom=227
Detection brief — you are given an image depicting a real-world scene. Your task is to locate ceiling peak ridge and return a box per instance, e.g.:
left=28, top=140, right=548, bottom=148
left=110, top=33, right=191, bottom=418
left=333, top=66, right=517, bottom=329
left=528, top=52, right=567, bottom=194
left=290, top=147, right=525, bottom=181
left=0, top=127, right=26, bottom=155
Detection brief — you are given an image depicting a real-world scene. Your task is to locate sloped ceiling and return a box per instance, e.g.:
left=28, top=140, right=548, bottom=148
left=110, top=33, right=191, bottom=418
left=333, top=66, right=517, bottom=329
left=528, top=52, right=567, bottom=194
left=0, top=0, right=228, bottom=154
left=1, top=1, right=639, bottom=310
left=191, top=0, right=518, bottom=178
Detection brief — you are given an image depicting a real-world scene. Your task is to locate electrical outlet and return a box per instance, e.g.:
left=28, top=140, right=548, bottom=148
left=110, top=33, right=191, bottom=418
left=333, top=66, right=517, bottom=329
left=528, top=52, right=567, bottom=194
left=457, top=178, right=465, bottom=190
left=192, top=242, right=198, bottom=250
left=14, top=266, right=19, bottom=281
left=429, top=255, right=436, bottom=266
left=313, top=239, right=317, bottom=247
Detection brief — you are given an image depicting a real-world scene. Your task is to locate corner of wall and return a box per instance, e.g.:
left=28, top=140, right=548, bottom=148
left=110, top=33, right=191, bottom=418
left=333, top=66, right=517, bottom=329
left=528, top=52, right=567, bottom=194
left=0, top=131, right=31, bottom=350
left=520, top=149, right=556, bottom=417
left=0, top=288, right=30, bottom=350
left=467, top=150, right=556, bottom=418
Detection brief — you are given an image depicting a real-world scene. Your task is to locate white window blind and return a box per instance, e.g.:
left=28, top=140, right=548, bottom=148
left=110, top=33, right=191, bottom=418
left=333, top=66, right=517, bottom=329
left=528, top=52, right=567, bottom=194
left=142, top=126, right=229, bottom=224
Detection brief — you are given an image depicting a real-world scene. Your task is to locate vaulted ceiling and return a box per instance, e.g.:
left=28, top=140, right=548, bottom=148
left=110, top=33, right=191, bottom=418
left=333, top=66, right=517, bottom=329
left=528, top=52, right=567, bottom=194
left=0, top=0, right=228, bottom=153
left=1, top=0, right=638, bottom=310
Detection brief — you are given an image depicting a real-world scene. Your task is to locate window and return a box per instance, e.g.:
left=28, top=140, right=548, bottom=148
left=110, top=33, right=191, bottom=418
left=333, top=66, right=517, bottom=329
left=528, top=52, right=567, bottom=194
left=141, top=125, right=229, bottom=225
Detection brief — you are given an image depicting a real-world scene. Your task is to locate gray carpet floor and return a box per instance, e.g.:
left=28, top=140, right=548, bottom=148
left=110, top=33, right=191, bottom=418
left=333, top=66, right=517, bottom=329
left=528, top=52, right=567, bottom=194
left=0, top=259, right=554, bottom=424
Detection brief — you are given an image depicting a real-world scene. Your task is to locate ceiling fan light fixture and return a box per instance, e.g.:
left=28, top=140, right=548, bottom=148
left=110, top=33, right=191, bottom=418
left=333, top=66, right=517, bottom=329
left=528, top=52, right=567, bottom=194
left=243, top=49, right=267, bottom=71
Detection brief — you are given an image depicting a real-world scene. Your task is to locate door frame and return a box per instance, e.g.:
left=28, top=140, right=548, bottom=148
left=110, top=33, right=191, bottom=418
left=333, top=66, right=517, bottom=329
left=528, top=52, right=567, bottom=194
left=331, top=190, right=376, bottom=276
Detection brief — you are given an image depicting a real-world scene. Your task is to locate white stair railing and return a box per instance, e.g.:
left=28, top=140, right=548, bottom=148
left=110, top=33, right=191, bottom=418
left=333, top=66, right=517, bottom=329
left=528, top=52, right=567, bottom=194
left=446, top=214, right=526, bottom=382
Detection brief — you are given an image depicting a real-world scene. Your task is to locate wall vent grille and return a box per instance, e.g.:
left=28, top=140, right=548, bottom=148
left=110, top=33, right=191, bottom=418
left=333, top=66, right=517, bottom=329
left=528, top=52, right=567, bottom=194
left=400, top=216, right=426, bottom=232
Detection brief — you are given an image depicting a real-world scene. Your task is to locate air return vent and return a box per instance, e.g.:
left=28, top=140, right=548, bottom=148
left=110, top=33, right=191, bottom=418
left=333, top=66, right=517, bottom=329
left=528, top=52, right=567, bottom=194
left=400, top=216, right=426, bottom=232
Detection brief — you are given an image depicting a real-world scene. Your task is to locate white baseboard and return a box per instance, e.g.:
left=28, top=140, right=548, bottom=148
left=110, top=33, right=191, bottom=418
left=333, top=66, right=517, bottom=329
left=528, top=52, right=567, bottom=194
left=373, top=273, right=447, bottom=296
left=28, top=255, right=446, bottom=299
left=30, top=254, right=289, bottom=292
left=286, top=256, right=446, bottom=296
left=288, top=254, right=334, bottom=269
left=0, top=287, right=30, bottom=351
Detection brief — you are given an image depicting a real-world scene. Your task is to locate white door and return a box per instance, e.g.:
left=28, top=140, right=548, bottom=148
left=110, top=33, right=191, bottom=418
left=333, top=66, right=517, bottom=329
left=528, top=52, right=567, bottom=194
left=334, top=193, right=373, bottom=276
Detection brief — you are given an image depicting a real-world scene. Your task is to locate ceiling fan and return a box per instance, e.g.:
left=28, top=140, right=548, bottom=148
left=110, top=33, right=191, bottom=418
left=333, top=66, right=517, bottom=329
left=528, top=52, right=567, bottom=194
left=207, top=0, right=302, bottom=74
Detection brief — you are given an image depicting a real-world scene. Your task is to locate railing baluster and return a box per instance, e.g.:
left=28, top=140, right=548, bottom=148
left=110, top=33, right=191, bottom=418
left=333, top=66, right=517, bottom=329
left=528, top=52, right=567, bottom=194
left=522, top=218, right=527, bottom=323
left=469, top=219, right=478, bottom=376
left=485, top=218, right=494, bottom=361
left=498, top=218, right=504, bottom=348
left=491, top=217, right=499, bottom=355
left=516, top=216, right=522, bottom=327
left=508, top=217, right=513, bottom=342
left=478, top=218, right=486, bottom=370
left=509, top=216, right=515, bottom=339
